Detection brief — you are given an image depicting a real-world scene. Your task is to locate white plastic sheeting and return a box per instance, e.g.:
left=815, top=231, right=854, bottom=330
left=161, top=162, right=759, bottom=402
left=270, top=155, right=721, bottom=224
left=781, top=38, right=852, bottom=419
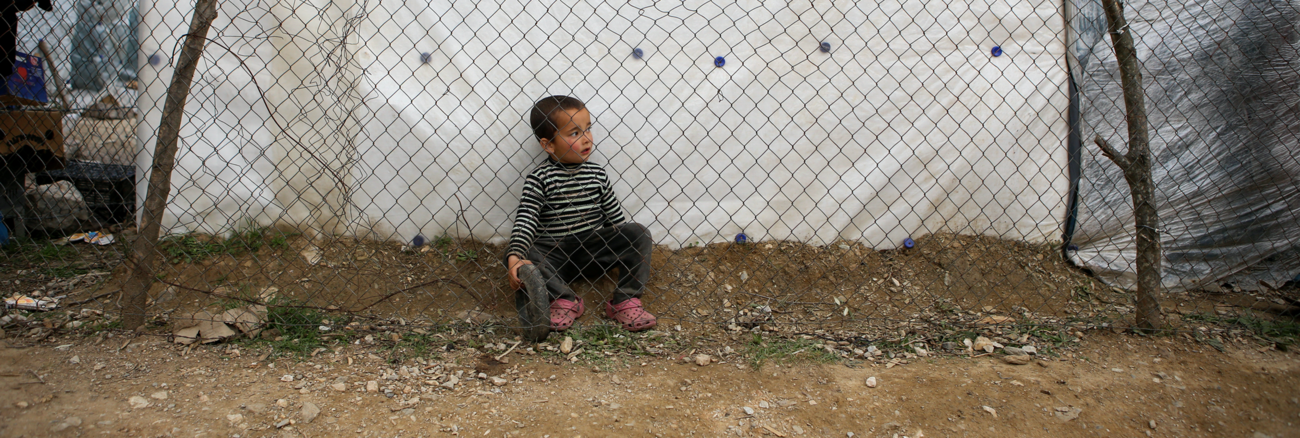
left=137, top=0, right=1069, bottom=249
left=1068, top=0, right=1300, bottom=291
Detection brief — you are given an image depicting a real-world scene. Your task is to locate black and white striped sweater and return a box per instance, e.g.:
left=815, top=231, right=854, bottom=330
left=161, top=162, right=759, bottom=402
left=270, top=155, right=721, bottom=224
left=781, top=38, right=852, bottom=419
left=506, top=159, right=628, bottom=259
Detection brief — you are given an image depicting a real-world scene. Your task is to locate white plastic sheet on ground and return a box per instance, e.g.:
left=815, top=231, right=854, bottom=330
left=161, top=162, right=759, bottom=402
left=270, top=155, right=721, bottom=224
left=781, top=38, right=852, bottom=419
left=137, top=0, right=1069, bottom=250
left=1068, top=0, right=1300, bottom=291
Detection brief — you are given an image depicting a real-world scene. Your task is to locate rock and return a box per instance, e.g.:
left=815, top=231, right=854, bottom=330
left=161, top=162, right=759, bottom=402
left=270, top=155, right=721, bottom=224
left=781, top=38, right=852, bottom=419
left=15, top=401, right=29, bottom=408
left=981, top=405, right=997, bottom=418
left=561, top=336, right=574, bottom=354
left=128, top=396, right=150, bottom=409
left=274, top=419, right=291, bottom=428
left=331, top=382, right=347, bottom=391
left=758, top=401, right=770, bottom=409
left=742, top=406, right=755, bottom=415
left=68, top=355, right=80, bottom=364
left=366, top=381, right=379, bottom=392
left=300, top=247, right=322, bottom=265
left=914, top=347, right=929, bottom=357
left=1022, top=345, right=1037, bottom=355
left=280, top=375, right=294, bottom=382
left=973, top=336, right=996, bottom=353
left=51, top=416, right=82, bottom=433
left=793, top=425, right=804, bottom=434
left=490, top=377, right=508, bottom=386
left=150, top=391, right=168, bottom=400
left=276, top=399, right=289, bottom=407
left=301, top=402, right=320, bottom=423
left=245, top=403, right=267, bottom=413
left=941, top=342, right=958, bottom=352
left=1053, top=406, right=1082, bottom=421
left=441, top=375, right=459, bottom=389
left=865, top=376, right=878, bottom=388
left=1037, top=360, right=1050, bottom=368
left=694, top=354, right=713, bottom=366
left=25, top=181, right=91, bottom=232
left=226, top=414, right=244, bottom=425
left=1001, top=355, right=1031, bottom=365
left=221, top=306, right=267, bottom=336
left=1003, top=346, right=1026, bottom=356
left=54, top=344, right=73, bottom=351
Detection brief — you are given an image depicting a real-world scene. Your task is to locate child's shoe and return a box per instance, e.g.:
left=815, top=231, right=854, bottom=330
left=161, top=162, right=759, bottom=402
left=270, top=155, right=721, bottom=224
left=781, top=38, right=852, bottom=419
left=605, top=298, right=657, bottom=331
left=549, top=297, right=584, bottom=331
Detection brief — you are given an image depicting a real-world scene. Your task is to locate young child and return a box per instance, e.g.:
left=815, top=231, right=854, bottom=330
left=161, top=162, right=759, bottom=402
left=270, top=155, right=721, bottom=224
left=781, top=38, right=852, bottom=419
left=503, top=95, right=657, bottom=332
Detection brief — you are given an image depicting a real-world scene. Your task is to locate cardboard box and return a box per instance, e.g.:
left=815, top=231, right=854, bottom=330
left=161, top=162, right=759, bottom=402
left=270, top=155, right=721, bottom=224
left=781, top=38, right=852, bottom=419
left=0, top=109, right=65, bottom=172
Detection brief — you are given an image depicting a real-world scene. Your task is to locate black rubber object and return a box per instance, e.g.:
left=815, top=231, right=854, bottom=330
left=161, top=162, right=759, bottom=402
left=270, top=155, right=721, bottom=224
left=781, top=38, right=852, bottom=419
left=514, top=264, right=550, bottom=342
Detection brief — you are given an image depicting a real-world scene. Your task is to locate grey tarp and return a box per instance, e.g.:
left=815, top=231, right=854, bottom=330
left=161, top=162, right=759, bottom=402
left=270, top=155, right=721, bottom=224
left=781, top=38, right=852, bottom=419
left=1067, top=0, right=1300, bottom=291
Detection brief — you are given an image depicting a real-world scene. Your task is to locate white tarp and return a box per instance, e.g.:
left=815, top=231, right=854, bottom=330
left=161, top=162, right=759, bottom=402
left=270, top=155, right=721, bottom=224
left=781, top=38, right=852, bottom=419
left=1068, top=0, right=1300, bottom=291
left=137, top=0, right=1069, bottom=248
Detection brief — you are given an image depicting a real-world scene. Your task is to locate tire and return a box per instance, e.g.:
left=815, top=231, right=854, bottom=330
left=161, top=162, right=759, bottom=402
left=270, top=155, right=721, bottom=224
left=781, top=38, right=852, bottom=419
left=515, top=264, right=550, bottom=342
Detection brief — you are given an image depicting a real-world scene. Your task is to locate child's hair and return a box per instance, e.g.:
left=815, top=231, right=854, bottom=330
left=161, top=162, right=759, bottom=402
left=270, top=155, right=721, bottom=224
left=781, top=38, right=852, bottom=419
left=530, top=95, right=586, bottom=140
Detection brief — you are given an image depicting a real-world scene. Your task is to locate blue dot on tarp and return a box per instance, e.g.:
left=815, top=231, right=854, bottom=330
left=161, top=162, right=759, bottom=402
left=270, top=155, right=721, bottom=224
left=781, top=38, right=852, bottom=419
left=819, top=41, right=832, bottom=53
left=991, top=46, right=1003, bottom=57
left=412, top=235, right=426, bottom=247
left=149, top=54, right=161, bottom=66
left=735, top=233, right=748, bottom=244
left=420, top=52, right=432, bottom=64
left=903, top=238, right=915, bottom=249
left=714, top=56, right=726, bottom=67
left=633, top=48, right=644, bottom=59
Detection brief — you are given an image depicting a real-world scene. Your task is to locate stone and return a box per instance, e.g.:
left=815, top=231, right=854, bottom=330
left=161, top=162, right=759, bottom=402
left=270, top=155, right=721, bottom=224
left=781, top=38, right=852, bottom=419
left=865, top=376, right=878, bottom=388
left=366, top=381, right=379, bottom=392
left=694, top=354, right=713, bottom=366
left=441, top=375, right=459, bottom=389
left=68, top=355, right=80, bottom=364
left=758, top=401, right=770, bottom=409
left=1001, top=355, right=1031, bottom=365
left=1003, top=346, right=1026, bottom=356
left=982, top=405, right=997, bottom=418
left=561, top=336, right=574, bottom=354
left=274, top=419, right=291, bottom=428
left=942, top=341, right=958, bottom=352
left=331, top=382, right=347, bottom=391
left=15, top=401, right=29, bottom=408
left=226, top=413, right=244, bottom=425
left=1022, top=345, right=1037, bottom=355
left=973, top=337, right=996, bottom=353
left=742, top=406, right=754, bottom=415
left=793, top=425, right=804, bottom=434
left=25, top=181, right=91, bottom=232
left=490, top=377, right=508, bottom=386
left=50, top=416, right=82, bottom=433
left=280, top=375, right=294, bottom=382
left=1054, top=406, right=1082, bottom=422
left=301, top=402, right=320, bottom=423
left=128, top=396, right=150, bottom=409
left=150, top=391, right=168, bottom=400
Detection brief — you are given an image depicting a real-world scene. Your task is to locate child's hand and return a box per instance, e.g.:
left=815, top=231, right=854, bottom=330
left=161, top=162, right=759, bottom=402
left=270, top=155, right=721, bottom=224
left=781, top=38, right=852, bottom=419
left=507, top=255, right=533, bottom=290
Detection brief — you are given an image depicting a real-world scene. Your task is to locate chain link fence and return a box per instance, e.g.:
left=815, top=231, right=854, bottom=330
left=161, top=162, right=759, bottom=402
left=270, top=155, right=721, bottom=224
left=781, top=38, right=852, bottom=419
left=2, top=0, right=1297, bottom=349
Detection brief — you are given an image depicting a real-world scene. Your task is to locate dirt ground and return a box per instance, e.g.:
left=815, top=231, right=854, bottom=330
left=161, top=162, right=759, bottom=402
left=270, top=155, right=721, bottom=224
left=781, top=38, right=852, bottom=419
left=0, top=326, right=1297, bottom=438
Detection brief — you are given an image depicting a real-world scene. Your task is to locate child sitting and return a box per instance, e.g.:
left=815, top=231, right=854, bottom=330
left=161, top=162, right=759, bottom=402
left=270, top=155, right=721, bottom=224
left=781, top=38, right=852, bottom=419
left=503, top=95, right=657, bottom=332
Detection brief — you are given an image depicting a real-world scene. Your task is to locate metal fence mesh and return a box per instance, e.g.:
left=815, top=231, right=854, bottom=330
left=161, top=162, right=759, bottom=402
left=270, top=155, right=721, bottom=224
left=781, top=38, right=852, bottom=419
left=2, top=0, right=1297, bottom=349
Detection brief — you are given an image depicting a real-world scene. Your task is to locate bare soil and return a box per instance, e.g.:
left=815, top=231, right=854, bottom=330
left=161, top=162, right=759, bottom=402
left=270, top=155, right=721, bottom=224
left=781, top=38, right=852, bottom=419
left=0, top=327, right=1297, bottom=437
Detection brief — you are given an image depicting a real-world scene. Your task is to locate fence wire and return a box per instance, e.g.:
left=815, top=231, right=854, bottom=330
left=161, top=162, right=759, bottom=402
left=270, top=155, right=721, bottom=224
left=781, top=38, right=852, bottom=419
left=1, top=0, right=1297, bottom=350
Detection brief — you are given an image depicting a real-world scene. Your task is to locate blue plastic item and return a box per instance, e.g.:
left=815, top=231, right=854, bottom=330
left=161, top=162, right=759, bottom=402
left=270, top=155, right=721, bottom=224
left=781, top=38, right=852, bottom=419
left=2, top=52, right=47, bottom=103
left=420, top=52, right=432, bottom=64
left=633, top=48, right=644, bottom=59
left=149, top=54, right=162, bottom=66
left=735, top=233, right=748, bottom=244
left=412, top=235, right=425, bottom=247
left=819, top=41, right=832, bottom=53
left=714, top=56, right=725, bottom=67
left=903, top=238, right=915, bottom=249
left=990, top=46, right=1003, bottom=57
left=0, top=211, right=8, bottom=246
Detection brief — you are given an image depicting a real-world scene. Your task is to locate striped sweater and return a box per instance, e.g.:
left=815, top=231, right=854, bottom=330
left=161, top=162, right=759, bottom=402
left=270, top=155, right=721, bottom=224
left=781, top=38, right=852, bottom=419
left=506, top=159, right=628, bottom=259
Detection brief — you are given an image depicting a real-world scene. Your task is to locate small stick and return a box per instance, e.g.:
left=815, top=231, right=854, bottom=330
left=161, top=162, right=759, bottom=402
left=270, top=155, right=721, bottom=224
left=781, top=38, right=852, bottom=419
left=27, top=370, right=45, bottom=384
left=37, top=40, right=70, bottom=110
left=495, top=341, right=521, bottom=361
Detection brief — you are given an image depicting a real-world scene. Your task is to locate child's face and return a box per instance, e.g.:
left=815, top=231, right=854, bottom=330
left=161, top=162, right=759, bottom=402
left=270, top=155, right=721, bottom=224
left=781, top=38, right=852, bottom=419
left=540, top=108, right=593, bottom=164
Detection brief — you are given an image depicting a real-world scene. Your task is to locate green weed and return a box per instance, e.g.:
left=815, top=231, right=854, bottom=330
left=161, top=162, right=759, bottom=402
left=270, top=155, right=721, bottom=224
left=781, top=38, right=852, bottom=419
left=744, top=332, right=838, bottom=368
left=1184, top=312, right=1300, bottom=349
left=160, top=226, right=294, bottom=264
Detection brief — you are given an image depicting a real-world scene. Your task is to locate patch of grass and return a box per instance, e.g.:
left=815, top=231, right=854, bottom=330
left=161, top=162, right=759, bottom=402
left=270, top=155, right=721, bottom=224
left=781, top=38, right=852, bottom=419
left=744, top=332, right=838, bottom=368
left=455, top=250, right=479, bottom=262
left=160, top=226, right=295, bottom=264
left=1184, top=312, right=1300, bottom=349
left=249, top=301, right=333, bottom=357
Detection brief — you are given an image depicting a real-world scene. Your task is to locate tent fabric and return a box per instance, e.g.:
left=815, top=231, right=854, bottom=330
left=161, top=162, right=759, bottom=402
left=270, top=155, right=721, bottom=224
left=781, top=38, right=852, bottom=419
left=1067, top=0, right=1300, bottom=291
left=136, top=0, right=1070, bottom=250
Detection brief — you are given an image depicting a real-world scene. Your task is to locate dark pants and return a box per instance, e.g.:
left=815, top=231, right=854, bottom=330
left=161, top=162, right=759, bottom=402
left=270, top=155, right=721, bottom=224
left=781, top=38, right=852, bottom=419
left=521, top=223, right=652, bottom=304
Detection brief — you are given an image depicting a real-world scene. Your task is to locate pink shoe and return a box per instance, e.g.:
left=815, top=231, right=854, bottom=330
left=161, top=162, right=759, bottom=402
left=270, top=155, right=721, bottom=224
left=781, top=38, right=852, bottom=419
left=605, top=298, right=657, bottom=332
left=550, top=298, right=584, bottom=331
